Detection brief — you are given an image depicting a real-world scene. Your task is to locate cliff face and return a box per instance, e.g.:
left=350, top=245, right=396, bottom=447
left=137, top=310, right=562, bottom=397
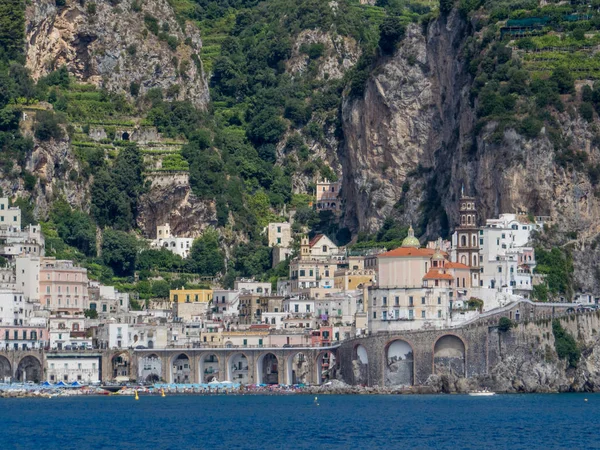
left=25, top=0, right=209, bottom=107
left=340, top=10, right=600, bottom=292
left=425, top=314, right=600, bottom=394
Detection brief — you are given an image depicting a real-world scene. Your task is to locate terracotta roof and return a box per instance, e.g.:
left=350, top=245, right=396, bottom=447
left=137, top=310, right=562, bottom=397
left=379, top=247, right=437, bottom=258
left=423, top=269, right=454, bottom=280
left=445, top=262, right=471, bottom=269
left=309, top=234, right=324, bottom=248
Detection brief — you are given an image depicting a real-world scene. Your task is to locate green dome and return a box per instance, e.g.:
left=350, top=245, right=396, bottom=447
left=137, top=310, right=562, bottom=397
left=401, top=226, right=420, bottom=248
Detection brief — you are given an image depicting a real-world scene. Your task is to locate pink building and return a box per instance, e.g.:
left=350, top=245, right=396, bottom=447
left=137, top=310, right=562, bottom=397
left=40, top=258, right=89, bottom=313
left=0, top=325, right=48, bottom=350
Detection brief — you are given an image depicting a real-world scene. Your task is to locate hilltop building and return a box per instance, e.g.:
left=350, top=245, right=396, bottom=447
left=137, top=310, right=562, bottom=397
left=149, top=223, right=194, bottom=258
left=315, top=179, right=341, bottom=212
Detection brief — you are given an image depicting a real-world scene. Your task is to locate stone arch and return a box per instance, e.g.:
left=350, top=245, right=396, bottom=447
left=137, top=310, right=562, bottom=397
left=256, top=352, right=279, bottom=385
left=199, top=353, right=220, bottom=382
left=227, top=352, right=249, bottom=384
left=433, top=334, right=466, bottom=377
left=352, top=344, right=369, bottom=385
left=139, top=353, right=162, bottom=383
left=112, top=352, right=130, bottom=380
left=286, top=351, right=310, bottom=385
left=460, top=235, right=466, bottom=247
left=384, top=339, right=414, bottom=386
left=16, top=355, right=42, bottom=383
left=316, top=351, right=336, bottom=385
left=171, top=353, right=191, bottom=383
left=0, top=355, right=11, bottom=381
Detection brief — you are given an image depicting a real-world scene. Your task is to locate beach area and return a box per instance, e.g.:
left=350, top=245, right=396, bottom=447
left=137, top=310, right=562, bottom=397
left=0, top=379, right=429, bottom=398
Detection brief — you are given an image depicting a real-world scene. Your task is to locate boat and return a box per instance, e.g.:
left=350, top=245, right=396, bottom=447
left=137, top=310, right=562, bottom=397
left=468, top=390, right=495, bottom=396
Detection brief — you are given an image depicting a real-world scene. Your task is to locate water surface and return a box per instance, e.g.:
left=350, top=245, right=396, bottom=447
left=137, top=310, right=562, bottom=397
left=3, top=393, right=598, bottom=449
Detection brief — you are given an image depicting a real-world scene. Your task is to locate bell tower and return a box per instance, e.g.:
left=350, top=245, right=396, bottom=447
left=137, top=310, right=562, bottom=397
left=456, top=190, right=480, bottom=287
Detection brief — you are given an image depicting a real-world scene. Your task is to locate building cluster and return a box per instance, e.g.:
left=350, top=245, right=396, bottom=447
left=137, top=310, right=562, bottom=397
left=0, top=193, right=555, bottom=384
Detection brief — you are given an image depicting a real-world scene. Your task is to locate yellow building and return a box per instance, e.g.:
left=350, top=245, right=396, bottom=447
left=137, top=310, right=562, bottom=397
left=334, top=270, right=376, bottom=290
left=170, top=288, right=213, bottom=304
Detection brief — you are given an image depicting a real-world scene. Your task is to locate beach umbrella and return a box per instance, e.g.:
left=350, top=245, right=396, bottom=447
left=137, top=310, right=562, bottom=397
left=56, top=381, right=66, bottom=387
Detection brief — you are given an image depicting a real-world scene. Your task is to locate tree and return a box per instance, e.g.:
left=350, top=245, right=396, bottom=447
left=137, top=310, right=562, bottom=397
left=552, top=319, right=580, bottom=368
left=151, top=280, right=171, bottom=298
left=34, top=111, right=64, bottom=141
left=379, top=16, right=406, bottom=55
left=84, top=309, right=98, bottom=319
left=440, top=0, right=454, bottom=15
left=187, top=228, right=224, bottom=276
left=51, top=199, right=97, bottom=256
left=498, top=316, right=514, bottom=332
left=550, top=67, right=575, bottom=95
left=101, top=229, right=139, bottom=277
left=580, top=102, right=594, bottom=123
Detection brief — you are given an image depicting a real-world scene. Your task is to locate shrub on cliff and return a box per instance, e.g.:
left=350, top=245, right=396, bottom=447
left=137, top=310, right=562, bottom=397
left=552, top=319, right=580, bottom=368
left=34, top=111, right=64, bottom=141
left=498, top=316, right=514, bottom=332
left=378, top=16, right=406, bottom=56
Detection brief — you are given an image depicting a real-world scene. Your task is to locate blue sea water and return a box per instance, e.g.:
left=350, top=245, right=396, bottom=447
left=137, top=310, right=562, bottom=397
left=2, top=393, right=599, bottom=449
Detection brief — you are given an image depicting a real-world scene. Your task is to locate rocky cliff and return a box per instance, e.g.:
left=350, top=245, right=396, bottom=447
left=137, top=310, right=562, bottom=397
left=26, top=0, right=209, bottom=107
left=426, top=313, right=600, bottom=394
left=340, top=9, right=600, bottom=292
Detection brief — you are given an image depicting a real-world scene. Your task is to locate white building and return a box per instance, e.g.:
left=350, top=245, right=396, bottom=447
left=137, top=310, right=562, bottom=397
left=211, top=289, right=240, bottom=319
left=0, top=224, right=45, bottom=259
left=97, top=322, right=130, bottom=349
left=478, top=213, right=537, bottom=297
left=0, top=198, right=21, bottom=230
left=0, top=290, right=32, bottom=326
left=266, top=222, right=292, bottom=248
left=48, top=316, right=87, bottom=350
left=149, top=223, right=194, bottom=258
left=46, top=355, right=100, bottom=383
left=234, top=279, right=272, bottom=295
left=16, top=255, right=40, bottom=302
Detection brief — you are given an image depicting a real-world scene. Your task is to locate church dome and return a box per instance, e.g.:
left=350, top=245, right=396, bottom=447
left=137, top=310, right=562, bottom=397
left=401, top=226, right=420, bottom=248
left=432, top=238, right=445, bottom=260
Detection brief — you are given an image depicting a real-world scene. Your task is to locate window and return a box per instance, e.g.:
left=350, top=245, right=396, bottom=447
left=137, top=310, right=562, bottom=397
left=277, top=226, right=281, bottom=233
left=277, top=238, right=281, bottom=244
left=373, top=311, right=376, bottom=319
left=243, top=339, right=247, bottom=346
left=382, top=311, right=387, bottom=320
left=409, top=310, right=413, bottom=319
left=299, top=270, right=305, bottom=277
left=437, top=297, right=441, bottom=305
left=306, top=305, right=310, bottom=312
left=498, top=267, right=502, bottom=273
left=409, top=296, right=413, bottom=306
left=258, top=339, right=263, bottom=346
left=372, top=297, right=377, bottom=307
left=394, top=296, right=399, bottom=306
left=382, top=296, right=387, bottom=306
left=479, top=239, right=483, bottom=245
left=421, top=310, right=426, bottom=318
left=309, top=270, right=313, bottom=277
left=438, top=310, right=442, bottom=318
left=421, top=297, right=425, bottom=305
left=294, top=304, right=299, bottom=313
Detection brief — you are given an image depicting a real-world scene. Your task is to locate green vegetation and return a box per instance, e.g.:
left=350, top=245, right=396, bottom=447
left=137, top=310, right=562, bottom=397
left=498, top=316, right=514, bottom=332
left=534, top=247, right=574, bottom=299
left=552, top=319, right=580, bottom=368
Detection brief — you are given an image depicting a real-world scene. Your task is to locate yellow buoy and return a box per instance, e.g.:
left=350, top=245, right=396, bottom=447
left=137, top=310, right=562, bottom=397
left=161, top=388, right=166, bottom=398
left=135, top=390, right=139, bottom=401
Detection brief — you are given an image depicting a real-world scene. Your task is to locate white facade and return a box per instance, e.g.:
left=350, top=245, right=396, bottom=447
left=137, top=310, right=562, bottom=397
left=46, top=356, right=100, bottom=383
left=16, top=255, right=40, bottom=302
left=266, top=222, right=292, bottom=248
left=0, top=224, right=45, bottom=259
left=48, top=316, right=87, bottom=350
left=368, top=287, right=453, bottom=332
left=0, top=198, right=21, bottom=230
left=97, top=323, right=130, bottom=349
left=0, top=290, right=31, bottom=326
left=211, top=289, right=240, bottom=318
left=149, top=223, right=194, bottom=258
left=234, top=279, right=272, bottom=295
left=479, top=214, right=537, bottom=296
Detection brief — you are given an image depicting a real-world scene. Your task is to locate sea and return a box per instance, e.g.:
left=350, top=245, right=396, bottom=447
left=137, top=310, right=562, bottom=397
left=2, top=393, right=599, bottom=449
